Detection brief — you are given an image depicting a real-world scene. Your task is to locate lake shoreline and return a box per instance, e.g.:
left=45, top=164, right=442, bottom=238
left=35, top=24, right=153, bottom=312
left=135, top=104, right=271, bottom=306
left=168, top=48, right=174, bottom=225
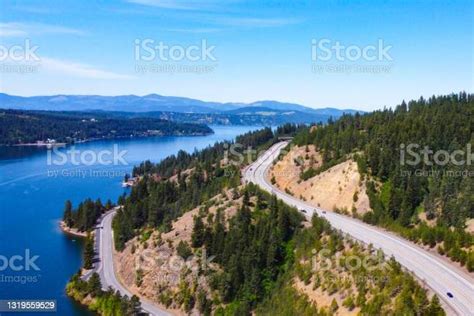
left=0, top=125, right=258, bottom=315
left=59, top=220, right=88, bottom=238
left=3, top=130, right=216, bottom=148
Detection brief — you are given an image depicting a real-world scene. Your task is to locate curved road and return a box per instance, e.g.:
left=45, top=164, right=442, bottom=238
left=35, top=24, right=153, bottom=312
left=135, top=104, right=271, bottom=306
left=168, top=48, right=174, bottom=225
left=95, top=209, right=171, bottom=316
left=244, top=141, right=474, bottom=316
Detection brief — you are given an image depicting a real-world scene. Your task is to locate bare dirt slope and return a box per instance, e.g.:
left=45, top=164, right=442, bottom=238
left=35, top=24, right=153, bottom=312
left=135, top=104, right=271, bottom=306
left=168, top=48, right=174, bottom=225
left=268, top=145, right=370, bottom=215
left=466, top=218, right=474, bottom=235
left=294, top=277, right=360, bottom=315
left=114, top=189, right=242, bottom=314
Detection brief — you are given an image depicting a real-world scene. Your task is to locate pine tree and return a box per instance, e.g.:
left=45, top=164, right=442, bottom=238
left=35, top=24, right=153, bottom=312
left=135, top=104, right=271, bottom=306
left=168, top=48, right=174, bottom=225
left=413, top=287, right=429, bottom=315
left=63, top=200, right=73, bottom=227
left=197, top=289, right=211, bottom=315
left=129, top=295, right=141, bottom=315
left=243, top=190, right=250, bottom=206
left=211, top=210, right=226, bottom=255
left=88, top=272, right=102, bottom=297
left=427, top=295, right=445, bottom=316
left=330, top=298, right=339, bottom=313
left=83, top=235, right=95, bottom=269
left=105, top=199, right=113, bottom=210
left=192, top=215, right=205, bottom=248
left=177, top=241, right=192, bottom=259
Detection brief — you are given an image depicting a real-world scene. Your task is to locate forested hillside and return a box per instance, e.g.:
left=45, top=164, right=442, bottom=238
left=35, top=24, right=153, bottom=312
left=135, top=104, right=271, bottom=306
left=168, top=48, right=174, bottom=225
left=111, top=183, right=444, bottom=315
left=113, top=126, right=303, bottom=250
left=63, top=125, right=303, bottom=235
left=256, top=209, right=445, bottom=316
left=0, top=109, right=213, bottom=145
left=64, top=123, right=447, bottom=315
left=292, top=92, right=474, bottom=270
left=131, top=125, right=292, bottom=178
left=188, top=185, right=304, bottom=314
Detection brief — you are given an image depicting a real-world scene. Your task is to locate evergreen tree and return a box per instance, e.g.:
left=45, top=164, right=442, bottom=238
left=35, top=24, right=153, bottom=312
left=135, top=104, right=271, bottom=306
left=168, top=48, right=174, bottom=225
left=83, top=235, right=95, bottom=269
left=129, top=295, right=142, bottom=315
left=191, top=215, right=206, bottom=248
left=88, top=272, right=102, bottom=297
left=63, top=200, right=73, bottom=227
left=427, top=295, right=445, bottom=316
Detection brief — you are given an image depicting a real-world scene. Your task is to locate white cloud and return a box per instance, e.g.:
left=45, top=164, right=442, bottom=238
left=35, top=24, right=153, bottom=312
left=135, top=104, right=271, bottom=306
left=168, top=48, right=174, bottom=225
left=163, top=27, right=220, bottom=33
left=0, top=22, right=85, bottom=38
left=0, top=27, right=27, bottom=37
left=125, top=1, right=302, bottom=28
left=127, top=0, right=219, bottom=10
left=11, top=5, right=59, bottom=14
left=0, top=23, right=29, bottom=37
left=41, top=57, right=135, bottom=80
left=215, top=17, right=301, bottom=28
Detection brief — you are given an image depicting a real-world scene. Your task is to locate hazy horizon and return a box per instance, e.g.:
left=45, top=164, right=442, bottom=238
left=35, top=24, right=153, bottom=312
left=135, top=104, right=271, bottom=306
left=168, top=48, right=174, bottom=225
left=3, top=90, right=471, bottom=113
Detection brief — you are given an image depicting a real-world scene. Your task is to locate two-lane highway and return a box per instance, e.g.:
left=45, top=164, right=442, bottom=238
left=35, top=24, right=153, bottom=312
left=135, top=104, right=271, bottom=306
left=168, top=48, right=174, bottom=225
left=244, top=141, right=474, bottom=316
left=95, top=209, right=171, bottom=316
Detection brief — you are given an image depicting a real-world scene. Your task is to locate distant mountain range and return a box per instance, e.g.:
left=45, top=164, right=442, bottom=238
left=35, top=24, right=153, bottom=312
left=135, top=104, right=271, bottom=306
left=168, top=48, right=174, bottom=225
left=0, top=93, right=362, bottom=125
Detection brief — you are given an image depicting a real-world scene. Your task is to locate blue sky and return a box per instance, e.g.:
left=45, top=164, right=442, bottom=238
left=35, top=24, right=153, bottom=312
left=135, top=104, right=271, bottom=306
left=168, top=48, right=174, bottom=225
left=0, top=0, right=472, bottom=111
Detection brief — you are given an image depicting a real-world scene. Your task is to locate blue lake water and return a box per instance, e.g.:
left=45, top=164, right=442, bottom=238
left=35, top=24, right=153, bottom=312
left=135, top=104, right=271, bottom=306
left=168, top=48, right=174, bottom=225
left=0, top=125, right=257, bottom=315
